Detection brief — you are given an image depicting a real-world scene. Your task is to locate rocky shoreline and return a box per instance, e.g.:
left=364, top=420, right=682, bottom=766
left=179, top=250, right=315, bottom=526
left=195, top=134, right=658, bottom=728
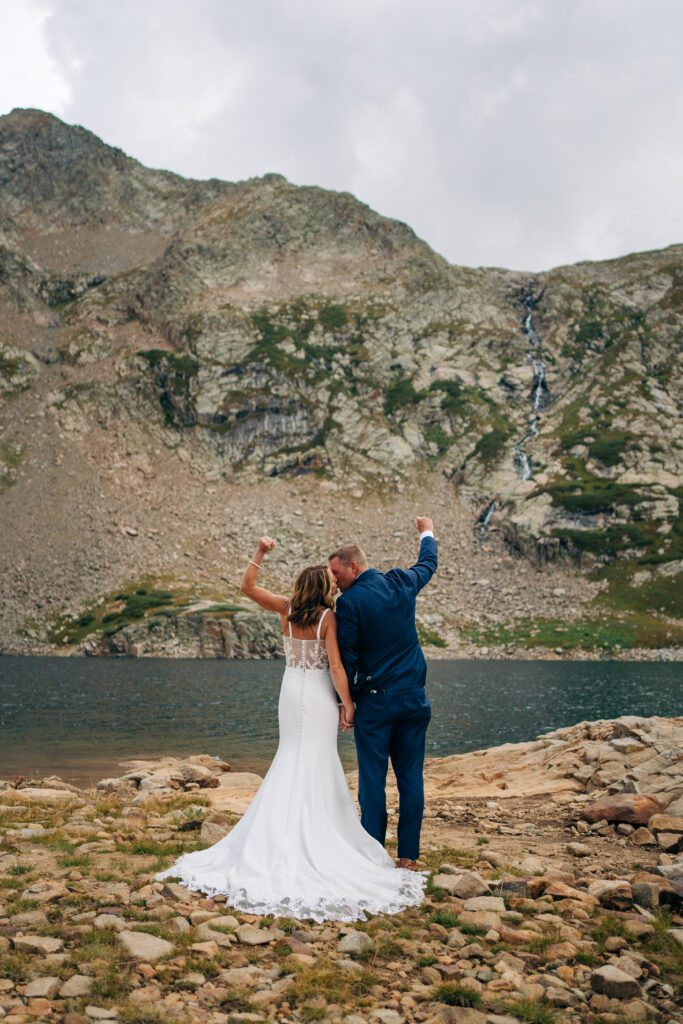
left=1, top=716, right=681, bottom=1023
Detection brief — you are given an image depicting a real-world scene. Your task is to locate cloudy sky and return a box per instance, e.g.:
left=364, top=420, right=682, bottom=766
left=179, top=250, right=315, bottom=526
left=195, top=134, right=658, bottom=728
left=1, top=0, right=682, bottom=271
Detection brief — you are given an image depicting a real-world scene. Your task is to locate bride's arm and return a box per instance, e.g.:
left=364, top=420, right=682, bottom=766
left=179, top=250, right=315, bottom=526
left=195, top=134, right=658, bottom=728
left=239, top=537, right=289, bottom=614
left=323, top=613, right=355, bottom=726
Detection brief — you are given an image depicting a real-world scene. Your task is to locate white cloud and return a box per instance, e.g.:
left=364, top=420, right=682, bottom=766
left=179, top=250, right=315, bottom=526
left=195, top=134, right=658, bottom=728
left=1, top=0, right=682, bottom=271
left=0, top=0, right=70, bottom=114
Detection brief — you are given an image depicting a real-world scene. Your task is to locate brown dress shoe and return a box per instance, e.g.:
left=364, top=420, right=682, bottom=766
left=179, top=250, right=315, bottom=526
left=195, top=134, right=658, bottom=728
left=397, top=857, right=420, bottom=871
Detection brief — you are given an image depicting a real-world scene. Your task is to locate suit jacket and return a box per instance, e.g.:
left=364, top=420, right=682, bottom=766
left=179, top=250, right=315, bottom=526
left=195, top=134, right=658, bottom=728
left=335, top=535, right=438, bottom=698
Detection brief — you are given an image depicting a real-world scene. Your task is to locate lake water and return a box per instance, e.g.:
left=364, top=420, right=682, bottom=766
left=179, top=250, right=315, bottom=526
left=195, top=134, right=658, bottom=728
left=0, top=657, right=680, bottom=788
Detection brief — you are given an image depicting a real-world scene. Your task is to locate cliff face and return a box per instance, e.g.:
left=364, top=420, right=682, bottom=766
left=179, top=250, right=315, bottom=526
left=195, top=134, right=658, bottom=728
left=0, top=108, right=680, bottom=655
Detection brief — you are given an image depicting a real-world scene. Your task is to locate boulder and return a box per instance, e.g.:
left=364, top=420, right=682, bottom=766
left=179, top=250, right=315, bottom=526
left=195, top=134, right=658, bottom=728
left=582, top=794, right=664, bottom=826
left=59, top=975, right=94, bottom=998
left=432, top=870, right=489, bottom=898
left=587, top=879, right=633, bottom=910
left=117, top=929, right=174, bottom=960
left=657, top=832, right=683, bottom=852
left=462, top=895, right=506, bottom=913
left=631, top=827, right=656, bottom=846
left=236, top=923, right=274, bottom=946
left=590, top=965, right=641, bottom=1000
left=12, top=934, right=64, bottom=954
left=200, top=812, right=232, bottom=843
left=648, top=813, right=683, bottom=833
left=337, top=929, right=373, bottom=955
left=23, top=977, right=61, bottom=998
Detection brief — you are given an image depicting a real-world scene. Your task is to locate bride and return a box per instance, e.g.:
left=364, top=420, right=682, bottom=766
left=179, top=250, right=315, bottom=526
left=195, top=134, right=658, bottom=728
left=154, top=537, right=427, bottom=922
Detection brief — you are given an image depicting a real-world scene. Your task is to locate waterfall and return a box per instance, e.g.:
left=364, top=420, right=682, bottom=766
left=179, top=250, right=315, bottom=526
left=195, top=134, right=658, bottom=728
left=477, top=294, right=549, bottom=534
left=476, top=497, right=496, bottom=531
left=512, top=296, right=551, bottom=479
left=522, top=296, right=541, bottom=347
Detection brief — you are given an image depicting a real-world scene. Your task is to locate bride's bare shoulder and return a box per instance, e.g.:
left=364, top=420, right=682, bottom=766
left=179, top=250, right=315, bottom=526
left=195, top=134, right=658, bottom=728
left=321, top=608, right=337, bottom=633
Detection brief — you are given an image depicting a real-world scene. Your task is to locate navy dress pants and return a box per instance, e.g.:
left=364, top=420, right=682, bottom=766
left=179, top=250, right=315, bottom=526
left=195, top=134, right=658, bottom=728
left=353, top=686, right=432, bottom=860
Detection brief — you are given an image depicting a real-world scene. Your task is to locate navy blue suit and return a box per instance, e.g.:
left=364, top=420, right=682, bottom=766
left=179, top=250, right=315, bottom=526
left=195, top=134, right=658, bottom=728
left=336, top=535, right=438, bottom=859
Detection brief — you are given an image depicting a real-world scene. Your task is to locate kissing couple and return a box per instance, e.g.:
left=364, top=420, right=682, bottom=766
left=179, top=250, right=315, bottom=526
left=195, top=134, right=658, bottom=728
left=156, top=517, right=438, bottom=923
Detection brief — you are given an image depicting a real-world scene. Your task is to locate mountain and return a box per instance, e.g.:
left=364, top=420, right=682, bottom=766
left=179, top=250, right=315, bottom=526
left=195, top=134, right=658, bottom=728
left=0, top=108, right=681, bottom=658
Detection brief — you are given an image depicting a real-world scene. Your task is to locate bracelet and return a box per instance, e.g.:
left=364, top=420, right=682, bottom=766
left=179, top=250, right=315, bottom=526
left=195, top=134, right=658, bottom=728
left=249, top=559, right=261, bottom=568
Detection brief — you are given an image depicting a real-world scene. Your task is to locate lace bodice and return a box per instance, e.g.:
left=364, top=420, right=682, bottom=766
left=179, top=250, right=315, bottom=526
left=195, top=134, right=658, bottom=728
left=283, top=608, right=330, bottom=670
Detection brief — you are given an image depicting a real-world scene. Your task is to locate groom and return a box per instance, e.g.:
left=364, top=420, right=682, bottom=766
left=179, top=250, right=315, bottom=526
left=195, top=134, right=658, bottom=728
left=329, top=517, right=438, bottom=869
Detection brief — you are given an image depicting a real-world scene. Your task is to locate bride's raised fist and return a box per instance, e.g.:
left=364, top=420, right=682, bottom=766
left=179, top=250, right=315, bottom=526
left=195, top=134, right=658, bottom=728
left=258, top=536, right=277, bottom=553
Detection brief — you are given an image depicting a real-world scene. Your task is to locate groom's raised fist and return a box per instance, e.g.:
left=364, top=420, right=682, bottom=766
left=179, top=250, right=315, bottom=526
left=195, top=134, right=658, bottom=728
left=416, top=516, right=433, bottom=533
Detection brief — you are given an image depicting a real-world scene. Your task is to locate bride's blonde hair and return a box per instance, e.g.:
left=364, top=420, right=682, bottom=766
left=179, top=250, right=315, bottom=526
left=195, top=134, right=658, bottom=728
left=288, top=565, right=334, bottom=628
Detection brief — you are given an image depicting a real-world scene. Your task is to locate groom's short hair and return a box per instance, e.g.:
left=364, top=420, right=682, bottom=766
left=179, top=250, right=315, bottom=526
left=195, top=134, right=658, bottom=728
left=329, top=544, right=368, bottom=568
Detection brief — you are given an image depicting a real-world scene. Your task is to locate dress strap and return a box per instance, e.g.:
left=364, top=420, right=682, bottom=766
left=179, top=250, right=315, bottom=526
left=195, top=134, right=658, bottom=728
left=288, top=606, right=293, bottom=638
left=316, top=608, right=330, bottom=639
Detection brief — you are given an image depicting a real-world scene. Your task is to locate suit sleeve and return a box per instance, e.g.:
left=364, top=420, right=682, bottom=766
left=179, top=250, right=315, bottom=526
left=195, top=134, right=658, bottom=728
left=387, top=535, right=438, bottom=594
left=335, top=595, right=359, bottom=691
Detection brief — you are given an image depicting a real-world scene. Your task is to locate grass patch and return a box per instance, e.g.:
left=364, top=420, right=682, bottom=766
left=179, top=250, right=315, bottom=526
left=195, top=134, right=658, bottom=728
left=318, top=303, right=348, bottom=331
left=114, top=838, right=203, bottom=859
left=433, top=982, right=482, bottom=1007
left=7, top=862, right=34, bottom=876
left=57, top=853, right=93, bottom=868
left=384, top=376, right=423, bottom=416
left=47, top=577, right=188, bottom=646
left=525, top=924, right=564, bottom=955
left=118, top=1006, right=170, bottom=1024
left=219, top=988, right=256, bottom=1011
left=284, top=956, right=378, bottom=1006
left=417, top=623, right=447, bottom=648
left=28, top=830, right=79, bottom=853
left=0, top=950, right=35, bottom=982
left=507, top=997, right=557, bottom=1023
left=90, top=965, right=134, bottom=1001
left=591, top=914, right=633, bottom=949
left=461, top=613, right=683, bottom=651
left=422, top=846, right=478, bottom=873
left=473, top=425, right=514, bottom=466
left=535, top=472, right=646, bottom=516
left=430, top=910, right=462, bottom=929
left=641, top=908, right=683, bottom=984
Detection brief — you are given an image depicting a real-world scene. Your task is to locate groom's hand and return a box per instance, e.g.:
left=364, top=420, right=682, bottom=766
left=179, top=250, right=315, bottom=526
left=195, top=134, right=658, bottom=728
left=416, top=516, right=433, bottom=533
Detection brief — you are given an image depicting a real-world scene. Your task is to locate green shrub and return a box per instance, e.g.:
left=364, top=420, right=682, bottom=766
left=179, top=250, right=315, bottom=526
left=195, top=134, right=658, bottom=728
left=318, top=304, right=348, bottom=330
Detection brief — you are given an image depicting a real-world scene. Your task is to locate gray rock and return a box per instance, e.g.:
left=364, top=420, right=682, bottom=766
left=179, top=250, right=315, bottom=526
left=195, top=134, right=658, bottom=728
left=591, top=965, right=641, bottom=999
left=587, top=879, right=633, bottom=909
left=462, top=895, right=506, bottom=912
left=12, top=934, right=64, bottom=954
left=23, top=976, right=61, bottom=998
left=371, top=1011, right=405, bottom=1024
left=60, top=974, right=94, bottom=997
left=236, top=923, right=273, bottom=946
left=566, top=842, right=591, bottom=857
left=117, top=929, right=174, bottom=960
left=432, top=870, right=489, bottom=898
left=337, top=929, right=373, bottom=955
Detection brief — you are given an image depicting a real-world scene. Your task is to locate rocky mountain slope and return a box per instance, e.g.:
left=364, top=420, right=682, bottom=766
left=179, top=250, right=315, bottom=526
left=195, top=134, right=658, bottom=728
left=0, top=108, right=681, bottom=657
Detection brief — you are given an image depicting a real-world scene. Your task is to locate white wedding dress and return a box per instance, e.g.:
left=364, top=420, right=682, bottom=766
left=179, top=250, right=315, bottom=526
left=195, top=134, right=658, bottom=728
left=154, top=609, right=426, bottom=922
